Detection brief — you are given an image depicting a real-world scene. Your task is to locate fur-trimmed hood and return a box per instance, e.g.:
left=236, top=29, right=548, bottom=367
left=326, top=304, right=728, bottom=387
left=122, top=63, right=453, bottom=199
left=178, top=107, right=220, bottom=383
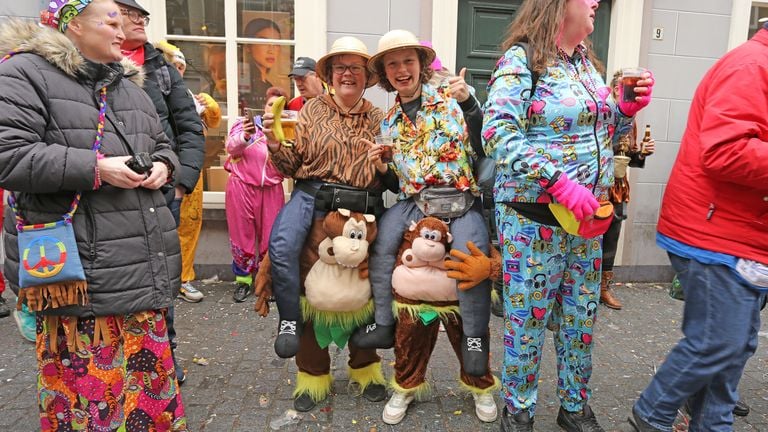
left=0, top=18, right=144, bottom=87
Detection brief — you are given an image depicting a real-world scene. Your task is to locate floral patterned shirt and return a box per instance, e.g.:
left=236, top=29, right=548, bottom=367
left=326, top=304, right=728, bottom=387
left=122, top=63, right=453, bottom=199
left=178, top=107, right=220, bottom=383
left=382, top=83, right=479, bottom=199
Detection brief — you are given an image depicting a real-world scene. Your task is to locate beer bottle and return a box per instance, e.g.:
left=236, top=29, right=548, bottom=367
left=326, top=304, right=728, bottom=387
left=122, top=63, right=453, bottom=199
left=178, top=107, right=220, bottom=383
left=641, top=124, right=652, bottom=156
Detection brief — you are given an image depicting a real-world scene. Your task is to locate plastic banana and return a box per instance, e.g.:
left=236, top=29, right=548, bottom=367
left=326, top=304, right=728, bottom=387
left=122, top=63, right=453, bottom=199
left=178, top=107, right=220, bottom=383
left=271, top=96, right=290, bottom=146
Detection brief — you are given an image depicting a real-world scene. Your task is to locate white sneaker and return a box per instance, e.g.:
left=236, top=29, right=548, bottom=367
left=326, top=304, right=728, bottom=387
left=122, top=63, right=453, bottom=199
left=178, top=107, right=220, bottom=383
left=178, top=282, right=204, bottom=303
left=473, top=392, right=498, bottom=422
left=382, top=391, right=414, bottom=425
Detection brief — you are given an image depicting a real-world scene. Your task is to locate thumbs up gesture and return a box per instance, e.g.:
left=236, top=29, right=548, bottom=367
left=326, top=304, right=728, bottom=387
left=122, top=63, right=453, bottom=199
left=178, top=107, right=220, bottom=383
left=447, top=67, right=470, bottom=103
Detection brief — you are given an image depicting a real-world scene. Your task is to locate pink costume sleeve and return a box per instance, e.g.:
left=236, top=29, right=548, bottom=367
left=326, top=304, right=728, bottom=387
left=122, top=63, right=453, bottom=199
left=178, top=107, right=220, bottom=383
left=225, top=117, right=252, bottom=157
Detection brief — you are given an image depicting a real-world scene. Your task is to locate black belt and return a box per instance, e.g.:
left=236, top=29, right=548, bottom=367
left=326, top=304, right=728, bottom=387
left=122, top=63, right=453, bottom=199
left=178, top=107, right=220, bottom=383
left=502, top=202, right=560, bottom=227
left=295, top=181, right=384, bottom=216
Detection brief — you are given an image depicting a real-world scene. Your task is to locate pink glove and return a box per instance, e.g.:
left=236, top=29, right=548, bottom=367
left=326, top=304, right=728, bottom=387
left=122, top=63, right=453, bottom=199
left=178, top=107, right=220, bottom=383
left=618, top=70, right=654, bottom=117
left=547, top=174, right=599, bottom=221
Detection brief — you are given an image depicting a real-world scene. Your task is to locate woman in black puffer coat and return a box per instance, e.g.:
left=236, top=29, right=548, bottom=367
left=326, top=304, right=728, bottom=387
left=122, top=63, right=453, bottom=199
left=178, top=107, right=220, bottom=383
left=0, top=1, right=186, bottom=430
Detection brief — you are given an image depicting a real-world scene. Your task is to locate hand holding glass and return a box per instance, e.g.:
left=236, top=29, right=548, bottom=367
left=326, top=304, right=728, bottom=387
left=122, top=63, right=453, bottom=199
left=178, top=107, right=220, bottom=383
left=620, top=68, right=644, bottom=103
left=375, top=134, right=394, bottom=163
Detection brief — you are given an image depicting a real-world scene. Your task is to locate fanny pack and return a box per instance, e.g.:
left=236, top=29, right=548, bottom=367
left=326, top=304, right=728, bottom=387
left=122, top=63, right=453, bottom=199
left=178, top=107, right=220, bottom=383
left=296, top=181, right=384, bottom=216
left=735, top=259, right=768, bottom=292
left=548, top=201, right=614, bottom=238
left=414, top=186, right=475, bottom=219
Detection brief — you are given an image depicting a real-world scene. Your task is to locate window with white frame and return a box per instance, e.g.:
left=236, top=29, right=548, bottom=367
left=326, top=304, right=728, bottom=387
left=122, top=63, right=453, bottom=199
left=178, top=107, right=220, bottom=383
left=749, top=3, right=768, bottom=38
left=162, top=0, right=296, bottom=193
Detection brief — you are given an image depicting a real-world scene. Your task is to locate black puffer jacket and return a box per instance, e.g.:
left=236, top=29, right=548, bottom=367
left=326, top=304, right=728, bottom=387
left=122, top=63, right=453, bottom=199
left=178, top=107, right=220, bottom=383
left=140, top=42, right=204, bottom=196
left=0, top=20, right=181, bottom=317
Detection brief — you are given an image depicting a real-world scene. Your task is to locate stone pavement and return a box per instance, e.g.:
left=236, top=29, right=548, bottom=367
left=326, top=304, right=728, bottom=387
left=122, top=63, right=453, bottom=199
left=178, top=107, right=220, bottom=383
left=1, top=282, right=766, bottom=431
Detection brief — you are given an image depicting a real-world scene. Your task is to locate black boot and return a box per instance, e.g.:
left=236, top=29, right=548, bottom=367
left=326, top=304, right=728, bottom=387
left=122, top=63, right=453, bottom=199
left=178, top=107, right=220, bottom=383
left=462, top=333, right=489, bottom=377
left=274, top=319, right=301, bottom=358
left=734, top=399, right=750, bottom=417
left=500, top=406, right=534, bottom=432
left=556, top=404, right=604, bottom=432
left=627, top=406, right=663, bottom=432
left=293, top=392, right=316, bottom=412
left=362, top=383, right=387, bottom=402
left=233, top=282, right=252, bottom=303
left=350, top=323, right=395, bottom=349
left=0, top=294, right=10, bottom=319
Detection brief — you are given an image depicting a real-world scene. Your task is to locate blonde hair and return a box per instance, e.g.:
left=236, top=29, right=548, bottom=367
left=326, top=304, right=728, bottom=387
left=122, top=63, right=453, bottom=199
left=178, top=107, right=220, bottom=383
left=155, top=40, right=186, bottom=68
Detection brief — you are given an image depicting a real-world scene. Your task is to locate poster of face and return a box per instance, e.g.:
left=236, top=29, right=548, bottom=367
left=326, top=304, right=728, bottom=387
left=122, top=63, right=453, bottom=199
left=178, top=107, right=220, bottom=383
left=238, top=11, right=294, bottom=114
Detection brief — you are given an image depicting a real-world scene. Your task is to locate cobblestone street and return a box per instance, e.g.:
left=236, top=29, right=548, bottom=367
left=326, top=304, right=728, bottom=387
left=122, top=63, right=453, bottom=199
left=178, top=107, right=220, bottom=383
left=1, top=282, right=766, bottom=431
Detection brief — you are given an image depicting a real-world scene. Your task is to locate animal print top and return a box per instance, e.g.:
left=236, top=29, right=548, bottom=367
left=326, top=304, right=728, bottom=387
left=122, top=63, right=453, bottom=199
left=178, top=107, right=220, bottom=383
left=270, top=94, right=386, bottom=190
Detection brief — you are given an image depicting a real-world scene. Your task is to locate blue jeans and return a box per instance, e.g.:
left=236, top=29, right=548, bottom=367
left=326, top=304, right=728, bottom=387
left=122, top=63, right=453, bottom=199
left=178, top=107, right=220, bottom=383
left=169, top=197, right=182, bottom=227
left=634, top=253, right=763, bottom=431
left=269, top=188, right=322, bottom=322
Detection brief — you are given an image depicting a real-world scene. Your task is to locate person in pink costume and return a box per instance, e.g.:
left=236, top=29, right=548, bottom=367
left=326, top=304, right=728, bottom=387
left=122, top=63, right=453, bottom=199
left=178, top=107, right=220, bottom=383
left=225, top=86, right=287, bottom=302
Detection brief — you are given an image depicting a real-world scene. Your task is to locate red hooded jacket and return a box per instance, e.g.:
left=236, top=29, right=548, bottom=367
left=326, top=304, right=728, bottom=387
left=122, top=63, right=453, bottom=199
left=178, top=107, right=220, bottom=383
left=658, top=29, right=768, bottom=264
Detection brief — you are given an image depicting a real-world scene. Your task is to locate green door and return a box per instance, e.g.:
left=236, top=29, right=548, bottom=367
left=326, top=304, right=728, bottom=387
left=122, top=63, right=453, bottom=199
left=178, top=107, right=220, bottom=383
left=456, top=0, right=613, bottom=104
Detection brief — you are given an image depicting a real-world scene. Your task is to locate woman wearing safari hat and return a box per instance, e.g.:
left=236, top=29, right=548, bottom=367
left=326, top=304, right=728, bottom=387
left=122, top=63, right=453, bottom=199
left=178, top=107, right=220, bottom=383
left=260, top=36, right=398, bottom=412
left=352, top=29, right=498, bottom=425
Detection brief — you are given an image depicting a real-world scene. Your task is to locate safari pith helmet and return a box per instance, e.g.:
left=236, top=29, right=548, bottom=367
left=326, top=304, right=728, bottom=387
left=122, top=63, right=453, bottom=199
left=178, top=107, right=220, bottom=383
left=368, top=29, right=436, bottom=76
left=316, top=36, right=378, bottom=88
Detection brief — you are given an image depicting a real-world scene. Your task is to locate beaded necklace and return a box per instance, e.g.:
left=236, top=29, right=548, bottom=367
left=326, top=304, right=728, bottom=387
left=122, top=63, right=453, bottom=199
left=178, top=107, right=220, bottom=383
left=557, top=45, right=600, bottom=101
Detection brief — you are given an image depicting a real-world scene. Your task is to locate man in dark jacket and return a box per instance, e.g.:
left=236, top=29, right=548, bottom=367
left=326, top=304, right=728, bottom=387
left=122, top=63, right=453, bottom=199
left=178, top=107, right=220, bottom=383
left=116, top=0, right=204, bottom=225
left=116, top=0, right=204, bottom=386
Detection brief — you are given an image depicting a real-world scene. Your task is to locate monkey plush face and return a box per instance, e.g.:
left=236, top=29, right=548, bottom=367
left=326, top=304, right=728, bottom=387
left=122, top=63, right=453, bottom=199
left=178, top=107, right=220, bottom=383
left=323, top=209, right=376, bottom=268
left=409, top=218, right=452, bottom=263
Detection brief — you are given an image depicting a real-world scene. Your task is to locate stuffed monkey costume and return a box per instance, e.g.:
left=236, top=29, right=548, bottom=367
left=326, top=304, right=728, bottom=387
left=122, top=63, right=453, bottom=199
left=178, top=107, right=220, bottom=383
left=257, top=209, right=386, bottom=406
left=389, top=217, right=499, bottom=399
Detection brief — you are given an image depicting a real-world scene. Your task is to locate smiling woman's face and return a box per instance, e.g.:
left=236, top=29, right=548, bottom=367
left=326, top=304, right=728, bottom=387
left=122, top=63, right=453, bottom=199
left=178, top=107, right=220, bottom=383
left=382, top=48, right=421, bottom=97
left=69, top=0, right=126, bottom=64
left=330, top=54, right=368, bottom=101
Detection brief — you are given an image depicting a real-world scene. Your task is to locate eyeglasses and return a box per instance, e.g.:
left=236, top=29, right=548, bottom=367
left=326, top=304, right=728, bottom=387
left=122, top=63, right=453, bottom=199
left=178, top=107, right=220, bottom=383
left=331, top=64, right=366, bottom=75
left=120, top=8, right=150, bottom=26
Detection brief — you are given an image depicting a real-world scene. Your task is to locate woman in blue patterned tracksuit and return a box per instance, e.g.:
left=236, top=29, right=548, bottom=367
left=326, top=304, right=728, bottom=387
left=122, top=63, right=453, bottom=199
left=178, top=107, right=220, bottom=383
left=482, top=1, right=653, bottom=431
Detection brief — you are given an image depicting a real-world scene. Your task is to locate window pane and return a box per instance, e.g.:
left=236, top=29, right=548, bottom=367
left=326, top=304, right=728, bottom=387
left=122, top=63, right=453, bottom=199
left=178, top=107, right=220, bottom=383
left=202, top=122, right=228, bottom=192
left=238, top=0, right=295, bottom=39
left=749, top=5, right=768, bottom=39
left=166, top=0, right=225, bottom=36
left=237, top=43, right=294, bottom=115
left=169, top=41, right=228, bottom=113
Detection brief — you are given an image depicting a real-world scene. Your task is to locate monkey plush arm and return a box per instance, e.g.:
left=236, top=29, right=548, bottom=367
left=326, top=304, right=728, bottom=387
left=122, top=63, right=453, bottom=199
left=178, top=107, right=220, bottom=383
left=445, top=241, right=500, bottom=291
left=359, top=258, right=369, bottom=279
left=253, top=255, right=272, bottom=317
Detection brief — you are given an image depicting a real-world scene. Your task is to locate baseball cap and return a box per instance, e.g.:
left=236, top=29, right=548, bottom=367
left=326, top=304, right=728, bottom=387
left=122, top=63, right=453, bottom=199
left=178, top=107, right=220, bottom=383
left=289, top=57, right=316, bottom=77
left=114, top=0, right=150, bottom=16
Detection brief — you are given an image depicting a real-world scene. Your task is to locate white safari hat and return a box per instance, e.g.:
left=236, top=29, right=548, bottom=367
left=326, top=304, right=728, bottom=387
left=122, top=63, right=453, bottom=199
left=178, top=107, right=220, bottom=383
left=316, top=37, right=378, bottom=88
left=368, top=29, right=436, bottom=75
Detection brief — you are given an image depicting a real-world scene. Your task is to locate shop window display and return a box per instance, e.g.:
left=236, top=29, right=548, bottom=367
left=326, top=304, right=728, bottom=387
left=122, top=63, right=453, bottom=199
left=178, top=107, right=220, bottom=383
left=165, top=0, right=295, bottom=193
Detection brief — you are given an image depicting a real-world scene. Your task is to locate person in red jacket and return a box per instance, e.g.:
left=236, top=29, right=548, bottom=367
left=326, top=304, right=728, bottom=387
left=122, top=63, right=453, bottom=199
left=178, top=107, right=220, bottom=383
left=628, top=22, right=768, bottom=432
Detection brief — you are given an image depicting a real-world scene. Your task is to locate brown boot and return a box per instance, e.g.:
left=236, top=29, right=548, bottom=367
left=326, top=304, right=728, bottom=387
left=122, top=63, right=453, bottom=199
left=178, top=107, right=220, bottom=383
left=600, top=270, right=623, bottom=310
